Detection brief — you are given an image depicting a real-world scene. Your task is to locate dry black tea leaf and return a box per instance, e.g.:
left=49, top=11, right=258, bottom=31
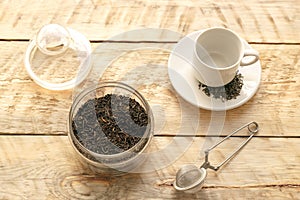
left=198, top=72, right=244, bottom=102
left=72, top=94, right=149, bottom=155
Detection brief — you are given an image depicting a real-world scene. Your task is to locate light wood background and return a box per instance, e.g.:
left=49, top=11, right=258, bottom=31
left=0, top=0, right=299, bottom=199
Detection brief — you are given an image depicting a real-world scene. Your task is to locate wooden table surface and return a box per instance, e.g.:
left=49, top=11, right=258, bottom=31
left=0, top=0, right=299, bottom=199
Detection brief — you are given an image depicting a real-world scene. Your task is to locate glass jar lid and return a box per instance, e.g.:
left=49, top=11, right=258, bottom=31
left=24, top=24, right=92, bottom=90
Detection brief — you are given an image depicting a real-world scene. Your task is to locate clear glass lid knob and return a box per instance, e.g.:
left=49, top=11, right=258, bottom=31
left=36, top=24, right=71, bottom=56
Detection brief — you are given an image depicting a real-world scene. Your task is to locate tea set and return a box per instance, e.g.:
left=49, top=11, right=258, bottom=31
left=24, top=24, right=260, bottom=193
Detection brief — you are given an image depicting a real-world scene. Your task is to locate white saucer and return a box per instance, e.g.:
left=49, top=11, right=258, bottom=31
left=168, top=30, right=261, bottom=111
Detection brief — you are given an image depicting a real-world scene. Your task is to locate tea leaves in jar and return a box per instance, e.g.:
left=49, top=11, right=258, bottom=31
left=72, top=94, right=149, bottom=155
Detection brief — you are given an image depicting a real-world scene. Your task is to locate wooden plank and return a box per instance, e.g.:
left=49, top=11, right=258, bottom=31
left=0, top=136, right=299, bottom=199
left=0, top=41, right=299, bottom=136
left=0, top=0, right=299, bottom=42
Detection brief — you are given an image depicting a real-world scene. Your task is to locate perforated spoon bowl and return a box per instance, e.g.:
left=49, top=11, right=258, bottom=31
left=173, top=165, right=207, bottom=193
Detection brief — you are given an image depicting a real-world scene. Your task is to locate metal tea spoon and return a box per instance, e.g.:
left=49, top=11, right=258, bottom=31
left=173, top=121, right=259, bottom=193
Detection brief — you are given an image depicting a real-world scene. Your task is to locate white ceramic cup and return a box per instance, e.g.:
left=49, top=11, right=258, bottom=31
left=192, top=27, right=259, bottom=87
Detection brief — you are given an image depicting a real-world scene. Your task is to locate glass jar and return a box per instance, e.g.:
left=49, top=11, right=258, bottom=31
left=68, top=81, right=154, bottom=174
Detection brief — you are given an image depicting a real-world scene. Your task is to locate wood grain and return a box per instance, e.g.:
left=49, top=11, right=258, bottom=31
left=0, top=41, right=299, bottom=136
left=0, top=1, right=299, bottom=199
left=0, top=136, right=299, bottom=199
left=0, top=0, right=299, bottom=42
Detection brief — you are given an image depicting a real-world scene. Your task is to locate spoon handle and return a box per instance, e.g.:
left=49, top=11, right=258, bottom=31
left=201, top=121, right=259, bottom=171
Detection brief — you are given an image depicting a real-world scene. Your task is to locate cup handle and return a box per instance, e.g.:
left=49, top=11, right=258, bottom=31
left=240, top=49, right=259, bottom=66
